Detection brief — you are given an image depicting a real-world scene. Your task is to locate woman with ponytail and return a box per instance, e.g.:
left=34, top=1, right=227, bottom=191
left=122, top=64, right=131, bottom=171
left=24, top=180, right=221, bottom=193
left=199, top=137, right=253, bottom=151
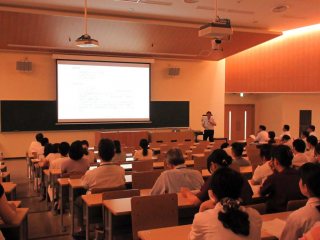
left=181, top=149, right=253, bottom=210
left=280, top=163, right=320, bottom=240
left=189, top=167, right=262, bottom=240
left=133, top=139, right=153, bottom=161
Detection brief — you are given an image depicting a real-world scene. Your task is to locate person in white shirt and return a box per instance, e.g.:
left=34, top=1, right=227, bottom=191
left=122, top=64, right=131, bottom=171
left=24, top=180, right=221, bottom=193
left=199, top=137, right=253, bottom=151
left=307, top=125, right=317, bottom=138
left=151, top=148, right=204, bottom=195
left=74, top=138, right=125, bottom=238
left=305, top=136, right=318, bottom=162
left=292, top=139, right=308, bottom=167
left=202, top=111, right=217, bottom=142
left=44, top=143, right=61, bottom=166
left=279, top=124, right=291, bottom=140
left=231, top=142, right=251, bottom=166
left=280, top=163, right=320, bottom=240
left=254, top=125, right=269, bottom=143
left=50, top=142, right=70, bottom=170
left=189, top=167, right=262, bottom=240
left=251, top=144, right=274, bottom=185
left=28, top=133, right=44, bottom=157
left=133, top=139, right=153, bottom=161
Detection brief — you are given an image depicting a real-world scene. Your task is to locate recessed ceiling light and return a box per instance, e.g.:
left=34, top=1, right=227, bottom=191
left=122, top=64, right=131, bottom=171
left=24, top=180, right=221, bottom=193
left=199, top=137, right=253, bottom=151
left=184, top=0, right=199, bottom=3
left=272, top=5, right=289, bottom=13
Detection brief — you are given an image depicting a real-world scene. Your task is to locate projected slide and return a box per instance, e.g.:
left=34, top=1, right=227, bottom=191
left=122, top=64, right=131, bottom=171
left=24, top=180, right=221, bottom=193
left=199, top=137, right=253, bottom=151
left=57, top=60, right=150, bottom=123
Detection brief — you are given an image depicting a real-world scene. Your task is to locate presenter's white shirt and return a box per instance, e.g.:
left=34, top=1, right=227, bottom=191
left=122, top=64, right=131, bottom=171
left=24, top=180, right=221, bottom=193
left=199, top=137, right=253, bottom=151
left=202, top=116, right=216, bottom=130
left=255, top=131, right=269, bottom=143
left=189, top=203, right=262, bottom=240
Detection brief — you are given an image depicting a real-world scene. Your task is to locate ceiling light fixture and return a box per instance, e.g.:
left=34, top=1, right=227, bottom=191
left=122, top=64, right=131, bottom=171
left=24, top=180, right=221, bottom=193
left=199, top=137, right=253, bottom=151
left=75, top=0, right=99, bottom=48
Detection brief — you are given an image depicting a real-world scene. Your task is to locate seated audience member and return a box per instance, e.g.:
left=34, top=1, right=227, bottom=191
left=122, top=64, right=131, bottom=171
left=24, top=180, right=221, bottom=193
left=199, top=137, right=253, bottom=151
left=251, top=144, right=274, bottom=185
left=260, top=145, right=305, bottom=213
left=28, top=132, right=44, bottom=156
left=61, top=140, right=90, bottom=175
left=81, top=138, right=125, bottom=192
left=279, top=124, right=291, bottom=139
left=255, top=125, right=269, bottom=143
left=41, top=138, right=50, bottom=157
left=43, top=143, right=53, bottom=158
left=189, top=168, right=262, bottom=240
left=112, top=140, right=126, bottom=162
left=45, top=143, right=61, bottom=165
left=268, top=131, right=276, bottom=144
left=231, top=142, right=251, bottom=166
left=280, top=135, right=293, bottom=148
left=0, top=183, right=18, bottom=239
left=50, top=142, right=70, bottom=170
left=305, top=135, right=318, bottom=162
left=151, top=148, right=204, bottom=195
left=302, top=130, right=310, bottom=146
left=314, top=144, right=320, bottom=164
left=220, top=142, right=232, bottom=156
left=181, top=149, right=253, bottom=210
left=133, top=139, right=153, bottom=160
left=81, top=140, right=89, bottom=161
left=292, top=139, right=308, bottom=167
left=300, top=222, right=320, bottom=240
left=307, top=125, right=317, bottom=137
left=281, top=163, right=320, bottom=240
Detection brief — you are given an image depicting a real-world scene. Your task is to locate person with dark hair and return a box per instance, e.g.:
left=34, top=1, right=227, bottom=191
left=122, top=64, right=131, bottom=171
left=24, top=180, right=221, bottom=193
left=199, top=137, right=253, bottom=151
left=260, top=145, right=305, bottom=213
left=279, top=124, right=291, bottom=139
left=268, top=131, right=276, bottom=144
left=307, top=125, right=317, bottom=137
left=61, top=140, right=89, bottom=175
left=281, top=163, right=320, bottom=240
left=314, top=143, right=320, bottom=164
left=112, top=140, right=126, bottom=162
left=181, top=149, right=253, bottom=210
left=189, top=168, right=262, bottom=240
left=251, top=144, right=274, bottom=185
left=231, top=142, right=251, bottom=166
left=81, top=140, right=89, bottom=158
left=201, top=111, right=217, bottom=142
left=292, top=139, right=308, bottom=167
left=305, top=135, right=318, bottom=162
left=50, top=142, right=70, bottom=170
left=151, top=148, right=203, bottom=195
left=28, top=132, right=45, bottom=156
left=254, top=125, right=269, bottom=143
left=133, top=139, right=153, bottom=160
left=45, top=143, right=61, bottom=164
left=302, top=130, right=310, bottom=146
left=43, top=143, right=53, bottom=157
left=280, top=134, right=292, bottom=148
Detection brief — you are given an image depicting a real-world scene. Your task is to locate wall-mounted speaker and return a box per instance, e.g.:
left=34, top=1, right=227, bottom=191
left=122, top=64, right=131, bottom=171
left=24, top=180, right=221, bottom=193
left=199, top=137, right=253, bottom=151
left=16, top=60, right=32, bottom=72
left=168, top=67, right=180, bottom=76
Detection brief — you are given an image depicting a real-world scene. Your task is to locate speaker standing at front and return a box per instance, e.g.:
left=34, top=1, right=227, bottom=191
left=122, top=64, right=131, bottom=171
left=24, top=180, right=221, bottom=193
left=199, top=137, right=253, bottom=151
left=202, top=111, right=217, bottom=142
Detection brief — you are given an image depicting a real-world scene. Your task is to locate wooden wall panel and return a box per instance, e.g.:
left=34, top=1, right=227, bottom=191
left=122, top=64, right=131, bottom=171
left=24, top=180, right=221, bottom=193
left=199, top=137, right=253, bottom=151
left=226, top=27, right=320, bottom=92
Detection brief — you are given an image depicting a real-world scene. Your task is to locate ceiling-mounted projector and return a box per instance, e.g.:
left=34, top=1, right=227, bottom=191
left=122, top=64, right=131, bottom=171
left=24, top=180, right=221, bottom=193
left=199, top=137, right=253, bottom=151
left=75, top=34, right=99, bottom=48
left=199, top=18, right=233, bottom=40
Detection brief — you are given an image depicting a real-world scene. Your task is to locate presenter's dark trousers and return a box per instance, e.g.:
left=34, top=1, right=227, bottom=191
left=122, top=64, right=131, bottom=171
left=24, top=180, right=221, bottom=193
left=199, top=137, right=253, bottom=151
left=203, top=130, right=214, bottom=142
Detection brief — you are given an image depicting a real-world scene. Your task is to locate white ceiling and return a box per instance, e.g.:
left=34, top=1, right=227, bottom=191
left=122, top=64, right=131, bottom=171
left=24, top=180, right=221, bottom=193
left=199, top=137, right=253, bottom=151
left=0, top=0, right=319, bottom=31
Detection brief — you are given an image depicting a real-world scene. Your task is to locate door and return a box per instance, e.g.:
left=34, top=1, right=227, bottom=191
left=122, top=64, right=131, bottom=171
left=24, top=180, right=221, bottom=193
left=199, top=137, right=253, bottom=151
left=224, top=104, right=255, bottom=141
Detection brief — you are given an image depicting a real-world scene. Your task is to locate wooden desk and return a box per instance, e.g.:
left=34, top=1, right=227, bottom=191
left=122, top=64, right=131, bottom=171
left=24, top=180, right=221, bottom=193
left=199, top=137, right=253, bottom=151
left=2, top=182, right=17, bottom=200
left=201, top=166, right=252, bottom=178
left=137, top=211, right=292, bottom=240
left=0, top=208, right=29, bottom=240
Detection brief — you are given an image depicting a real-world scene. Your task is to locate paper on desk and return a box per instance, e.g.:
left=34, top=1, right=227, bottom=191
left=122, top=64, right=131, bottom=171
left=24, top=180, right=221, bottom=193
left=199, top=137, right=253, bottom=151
left=262, top=218, right=286, bottom=239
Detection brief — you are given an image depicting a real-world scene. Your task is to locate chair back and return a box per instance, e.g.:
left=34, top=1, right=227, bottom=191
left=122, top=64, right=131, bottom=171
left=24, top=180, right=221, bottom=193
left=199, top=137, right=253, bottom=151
left=132, top=160, right=153, bottom=172
left=132, top=170, right=163, bottom=189
left=246, top=144, right=262, bottom=171
left=131, top=194, right=178, bottom=240
left=102, top=189, right=140, bottom=200
left=193, top=156, right=207, bottom=170
left=91, top=185, right=126, bottom=194
left=248, top=203, right=266, bottom=214
left=287, top=199, right=307, bottom=211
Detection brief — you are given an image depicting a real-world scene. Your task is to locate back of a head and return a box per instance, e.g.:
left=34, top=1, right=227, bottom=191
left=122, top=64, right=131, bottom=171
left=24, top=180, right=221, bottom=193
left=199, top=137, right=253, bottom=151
left=207, top=149, right=232, bottom=172
left=41, top=137, right=49, bottom=147
left=139, top=138, right=149, bottom=156
left=36, top=133, right=44, bottom=142
left=99, top=138, right=115, bottom=162
left=272, top=145, right=293, bottom=168
left=52, top=143, right=60, bottom=153
left=260, top=144, right=272, bottom=161
left=231, top=142, right=243, bottom=157
left=81, top=140, right=89, bottom=148
left=281, top=135, right=291, bottom=142
left=166, top=148, right=185, bottom=166
left=299, top=163, right=320, bottom=199
left=259, top=125, right=266, bottom=131
left=283, top=125, right=290, bottom=131
left=302, top=130, right=310, bottom=138
left=59, top=142, right=70, bottom=156
left=44, top=143, right=53, bottom=157
left=293, top=139, right=306, bottom=153
left=114, top=140, right=121, bottom=154
left=268, top=131, right=276, bottom=139
left=309, top=125, right=316, bottom=132
left=210, top=168, right=249, bottom=236
left=220, top=142, right=229, bottom=149
left=307, top=135, right=318, bottom=147
left=69, top=140, right=84, bottom=161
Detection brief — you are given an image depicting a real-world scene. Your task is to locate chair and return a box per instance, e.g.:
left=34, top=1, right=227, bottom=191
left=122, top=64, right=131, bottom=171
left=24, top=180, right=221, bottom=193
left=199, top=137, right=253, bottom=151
left=246, top=144, right=262, bottom=171
left=102, top=188, right=140, bottom=200
left=132, top=170, right=163, bottom=189
left=91, top=185, right=126, bottom=194
left=287, top=199, right=307, bottom=211
left=132, top=160, right=153, bottom=172
left=248, top=203, right=266, bottom=214
left=131, top=194, right=178, bottom=240
left=193, top=155, right=207, bottom=170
